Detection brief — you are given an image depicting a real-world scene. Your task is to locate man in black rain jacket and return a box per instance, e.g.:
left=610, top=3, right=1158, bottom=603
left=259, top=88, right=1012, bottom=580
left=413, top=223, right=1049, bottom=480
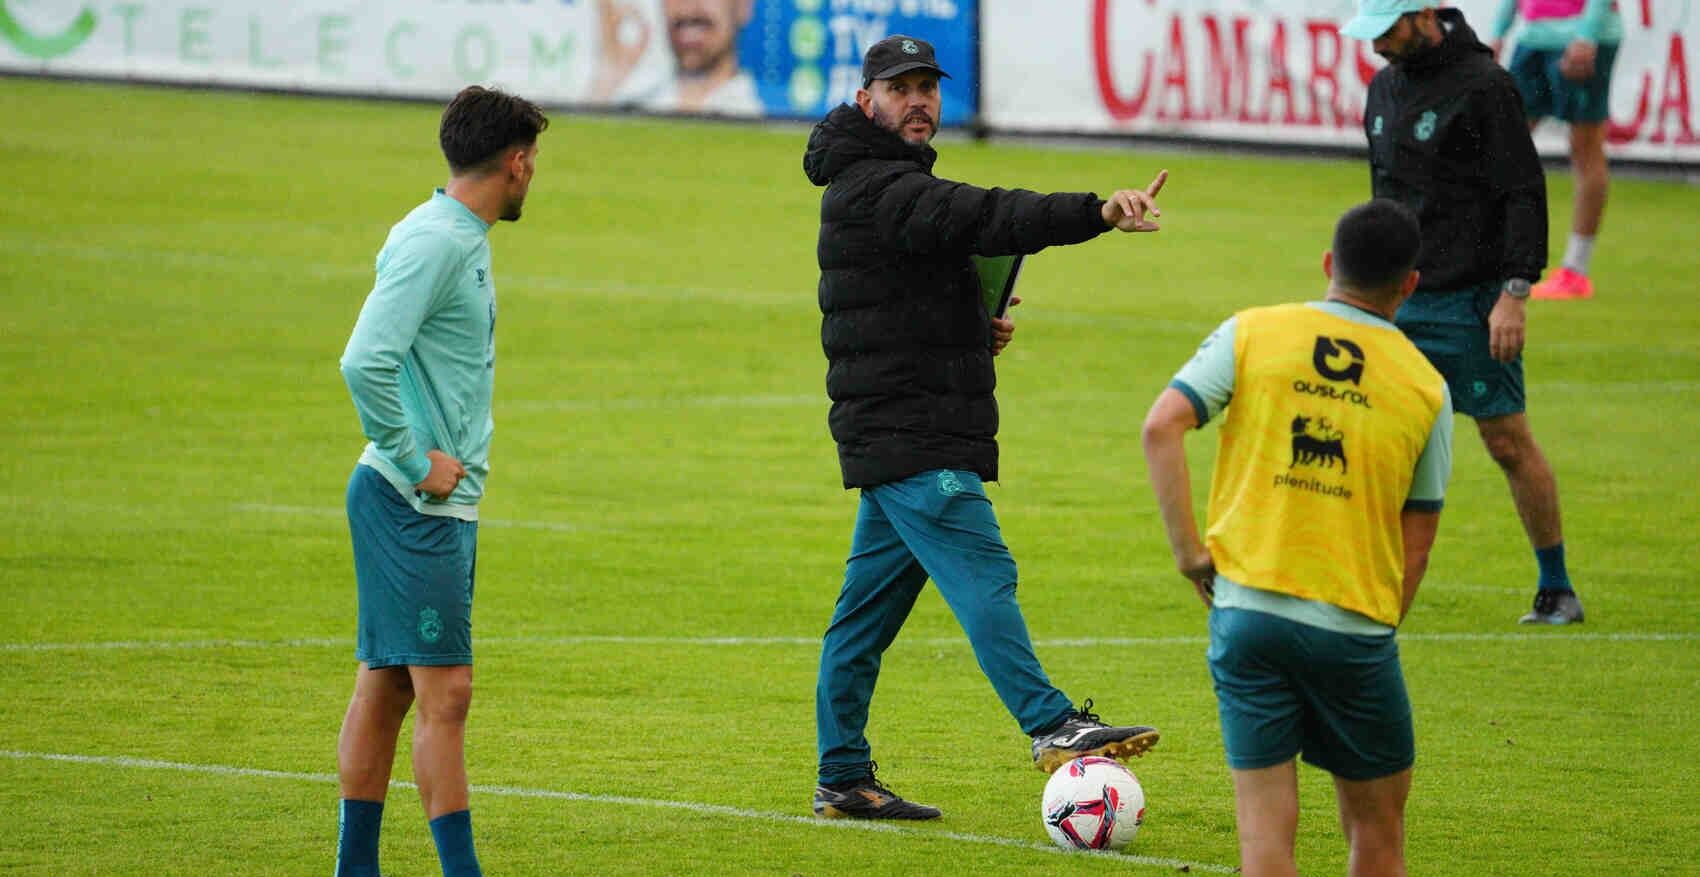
left=1347, top=1, right=1584, bottom=627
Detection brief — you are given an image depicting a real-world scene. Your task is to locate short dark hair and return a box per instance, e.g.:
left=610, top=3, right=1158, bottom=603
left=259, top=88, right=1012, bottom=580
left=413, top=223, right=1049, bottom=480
left=439, top=86, right=549, bottom=174
left=1332, top=199, right=1422, bottom=293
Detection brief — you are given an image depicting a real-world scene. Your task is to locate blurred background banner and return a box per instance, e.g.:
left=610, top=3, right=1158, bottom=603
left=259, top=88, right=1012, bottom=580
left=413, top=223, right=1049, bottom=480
left=735, top=0, right=978, bottom=125
left=981, top=0, right=1698, bottom=164
left=0, top=0, right=1687, bottom=160
left=0, top=0, right=978, bottom=124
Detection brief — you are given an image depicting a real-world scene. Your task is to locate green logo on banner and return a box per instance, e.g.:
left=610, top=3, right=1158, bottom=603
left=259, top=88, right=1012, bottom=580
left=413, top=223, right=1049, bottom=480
left=789, top=65, right=823, bottom=112
left=0, top=3, right=96, bottom=59
left=789, top=16, right=824, bottom=60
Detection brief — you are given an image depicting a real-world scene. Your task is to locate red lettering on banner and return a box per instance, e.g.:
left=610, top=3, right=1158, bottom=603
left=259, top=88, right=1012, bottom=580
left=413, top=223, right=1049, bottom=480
left=1355, top=41, right=1380, bottom=91
left=1156, top=14, right=1194, bottom=120
left=1093, top=0, right=1155, bottom=122
left=1650, top=34, right=1696, bottom=144
left=1606, top=70, right=1648, bottom=143
left=1201, top=14, right=1253, bottom=121
left=1262, top=20, right=1298, bottom=125
left=1306, top=20, right=1345, bottom=127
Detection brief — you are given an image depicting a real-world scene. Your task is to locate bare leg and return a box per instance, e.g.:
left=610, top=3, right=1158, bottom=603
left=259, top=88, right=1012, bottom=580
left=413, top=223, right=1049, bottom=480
left=1334, top=768, right=1412, bottom=877
left=1567, top=122, right=1609, bottom=238
left=1232, top=761, right=1300, bottom=877
left=1476, top=413, right=1563, bottom=550
left=337, top=663, right=415, bottom=800
left=408, top=664, right=474, bottom=819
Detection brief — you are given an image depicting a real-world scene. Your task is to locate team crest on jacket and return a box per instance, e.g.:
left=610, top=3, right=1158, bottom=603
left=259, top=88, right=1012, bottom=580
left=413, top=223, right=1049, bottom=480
left=1415, top=110, right=1437, bottom=141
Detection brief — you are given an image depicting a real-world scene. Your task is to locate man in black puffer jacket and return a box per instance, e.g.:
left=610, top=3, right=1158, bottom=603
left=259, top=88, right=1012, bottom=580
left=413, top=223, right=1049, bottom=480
left=803, top=35, right=1168, bottom=822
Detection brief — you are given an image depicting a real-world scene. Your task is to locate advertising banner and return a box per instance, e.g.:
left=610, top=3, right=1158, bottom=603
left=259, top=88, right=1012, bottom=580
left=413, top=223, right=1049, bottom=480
left=0, top=0, right=977, bottom=125
left=982, top=0, right=1698, bottom=164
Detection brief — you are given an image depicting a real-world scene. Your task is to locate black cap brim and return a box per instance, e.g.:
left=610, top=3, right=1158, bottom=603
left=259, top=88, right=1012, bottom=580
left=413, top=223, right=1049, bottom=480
left=866, top=61, right=951, bottom=82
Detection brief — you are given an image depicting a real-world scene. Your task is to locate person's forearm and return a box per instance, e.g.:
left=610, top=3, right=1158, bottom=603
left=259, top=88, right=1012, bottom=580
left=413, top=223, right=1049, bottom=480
left=1491, top=0, right=1519, bottom=41
left=1579, top=0, right=1611, bottom=42
left=1399, top=511, right=1442, bottom=622
left=1143, top=424, right=1204, bottom=565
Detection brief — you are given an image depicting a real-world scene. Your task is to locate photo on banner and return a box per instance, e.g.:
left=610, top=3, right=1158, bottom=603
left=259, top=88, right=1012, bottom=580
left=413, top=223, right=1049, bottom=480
left=594, top=0, right=979, bottom=122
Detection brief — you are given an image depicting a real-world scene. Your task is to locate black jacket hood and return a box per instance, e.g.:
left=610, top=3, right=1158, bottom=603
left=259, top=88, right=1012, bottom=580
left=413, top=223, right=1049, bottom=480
left=803, top=103, right=937, bottom=186
left=1401, top=7, right=1493, bottom=76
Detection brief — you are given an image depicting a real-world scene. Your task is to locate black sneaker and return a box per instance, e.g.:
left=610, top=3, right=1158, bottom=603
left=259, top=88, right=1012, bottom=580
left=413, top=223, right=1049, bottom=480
left=1031, top=699, right=1159, bottom=774
left=1519, top=589, right=1585, bottom=625
left=812, top=764, right=941, bottom=821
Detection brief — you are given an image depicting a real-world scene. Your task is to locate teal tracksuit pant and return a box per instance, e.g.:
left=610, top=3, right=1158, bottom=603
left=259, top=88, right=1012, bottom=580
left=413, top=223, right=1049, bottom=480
left=815, top=469, right=1075, bottom=784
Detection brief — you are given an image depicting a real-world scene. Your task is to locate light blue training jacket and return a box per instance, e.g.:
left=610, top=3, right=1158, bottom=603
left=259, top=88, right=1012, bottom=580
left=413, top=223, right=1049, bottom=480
left=340, top=189, right=495, bottom=520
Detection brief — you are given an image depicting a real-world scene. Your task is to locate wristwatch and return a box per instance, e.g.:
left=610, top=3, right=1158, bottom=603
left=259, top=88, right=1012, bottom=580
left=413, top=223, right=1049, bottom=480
left=1503, top=278, right=1531, bottom=300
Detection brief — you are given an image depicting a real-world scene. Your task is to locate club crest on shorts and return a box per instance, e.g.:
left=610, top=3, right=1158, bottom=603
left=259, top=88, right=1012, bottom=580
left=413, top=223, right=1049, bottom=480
left=418, top=606, right=444, bottom=643
left=937, top=470, right=964, bottom=496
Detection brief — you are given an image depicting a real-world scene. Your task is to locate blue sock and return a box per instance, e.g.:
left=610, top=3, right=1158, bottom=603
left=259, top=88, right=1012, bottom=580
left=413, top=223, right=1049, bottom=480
left=428, top=809, right=483, bottom=877
left=1536, top=542, right=1572, bottom=592
left=335, top=799, right=384, bottom=877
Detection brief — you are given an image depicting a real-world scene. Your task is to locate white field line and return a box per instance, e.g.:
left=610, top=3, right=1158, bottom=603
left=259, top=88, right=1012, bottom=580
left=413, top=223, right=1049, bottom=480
left=5, top=631, right=1697, bottom=654
left=231, top=503, right=583, bottom=533
left=504, top=393, right=822, bottom=413
left=0, top=749, right=1237, bottom=873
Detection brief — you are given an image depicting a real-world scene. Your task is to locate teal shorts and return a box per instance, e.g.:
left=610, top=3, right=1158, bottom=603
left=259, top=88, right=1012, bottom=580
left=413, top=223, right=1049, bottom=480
left=1208, top=607, right=1413, bottom=781
left=346, top=464, right=478, bottom=669
left=1396, top=284, right=1525, bottom=418
left=1509, top=42, right=1618, bottom=124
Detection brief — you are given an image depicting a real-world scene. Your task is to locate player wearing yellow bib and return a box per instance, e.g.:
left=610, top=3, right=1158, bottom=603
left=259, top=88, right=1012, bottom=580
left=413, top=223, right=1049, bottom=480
left=1142, top=200, right=1453, bottom=877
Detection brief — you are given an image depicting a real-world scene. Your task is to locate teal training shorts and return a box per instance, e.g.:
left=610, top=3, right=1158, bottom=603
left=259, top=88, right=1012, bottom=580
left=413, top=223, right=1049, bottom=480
left=346, top=464, right=478, bottom=669
left=1509, top=42, right=1618, bottom=125
left=1395, top=284, right=1525, bottom=418
left=1208, top=607, right=1414, bottom=781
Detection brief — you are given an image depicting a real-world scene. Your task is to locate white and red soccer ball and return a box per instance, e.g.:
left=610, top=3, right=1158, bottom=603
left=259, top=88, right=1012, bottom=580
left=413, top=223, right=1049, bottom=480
left=1041, top=756, right=1146, bottom=851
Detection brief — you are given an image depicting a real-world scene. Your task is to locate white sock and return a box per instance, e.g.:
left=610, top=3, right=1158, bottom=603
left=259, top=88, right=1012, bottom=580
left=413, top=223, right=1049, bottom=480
left=1562, top=233, right=1596, bottom=275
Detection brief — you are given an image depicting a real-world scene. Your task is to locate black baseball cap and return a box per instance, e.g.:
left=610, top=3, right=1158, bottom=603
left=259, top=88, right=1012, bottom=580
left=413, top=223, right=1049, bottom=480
left=861, top=35, right=952, bottom=87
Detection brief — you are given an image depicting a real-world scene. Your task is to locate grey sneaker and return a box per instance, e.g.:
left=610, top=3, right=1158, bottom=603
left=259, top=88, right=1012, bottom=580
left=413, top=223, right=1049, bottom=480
left=812, top=764, right=941, bottom=820
left=1519, top=589, right=1584, bottom=625
left=1031, top=699, right=1159, bottom=774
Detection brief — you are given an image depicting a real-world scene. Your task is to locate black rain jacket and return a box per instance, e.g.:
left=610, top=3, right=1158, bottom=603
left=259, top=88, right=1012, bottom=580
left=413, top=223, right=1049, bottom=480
left=1364, top=8, right=1548, bottom=291
left=803, top=103, right=1109, bottom=488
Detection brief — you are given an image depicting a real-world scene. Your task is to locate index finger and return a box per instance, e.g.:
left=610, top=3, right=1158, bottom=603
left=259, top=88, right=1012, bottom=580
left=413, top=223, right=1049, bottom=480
left=1146, top=169, right=1168, bottom=199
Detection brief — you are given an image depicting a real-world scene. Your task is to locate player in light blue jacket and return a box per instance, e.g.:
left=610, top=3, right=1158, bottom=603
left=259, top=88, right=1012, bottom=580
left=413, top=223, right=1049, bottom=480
left=333, top=86, right=547, bottom=877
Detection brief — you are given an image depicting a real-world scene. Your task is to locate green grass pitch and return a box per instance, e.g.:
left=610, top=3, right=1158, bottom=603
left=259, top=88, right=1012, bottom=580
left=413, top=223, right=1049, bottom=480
left=2, top=76, right=1698, bottom=875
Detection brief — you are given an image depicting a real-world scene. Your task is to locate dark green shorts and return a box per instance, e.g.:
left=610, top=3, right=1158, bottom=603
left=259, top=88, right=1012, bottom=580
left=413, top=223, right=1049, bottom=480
left=1209, top=607, right=1413, bottom=780
left=1396, top=284, right=1525, bottom=418
left=346, top=464, right=477, bottom=669
left=1509, top=42, right=1618, bottom=125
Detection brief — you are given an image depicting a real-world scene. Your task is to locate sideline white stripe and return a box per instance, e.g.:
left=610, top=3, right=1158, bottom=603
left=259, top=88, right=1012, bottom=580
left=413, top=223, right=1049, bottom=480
left=5, top=631, right=1696, bottom=654
left=0, top=749, right=1236, bottom=873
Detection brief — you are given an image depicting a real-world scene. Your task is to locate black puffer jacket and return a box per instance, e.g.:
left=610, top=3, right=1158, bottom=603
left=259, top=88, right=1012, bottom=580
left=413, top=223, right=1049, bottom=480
left=1364, top=8, right=1547, bottom=291
left=803, top=103, right=1110, bottom=488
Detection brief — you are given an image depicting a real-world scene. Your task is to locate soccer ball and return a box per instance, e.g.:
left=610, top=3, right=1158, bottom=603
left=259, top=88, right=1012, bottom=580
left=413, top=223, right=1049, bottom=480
left=1041, top=756, right=1146, bottom=851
